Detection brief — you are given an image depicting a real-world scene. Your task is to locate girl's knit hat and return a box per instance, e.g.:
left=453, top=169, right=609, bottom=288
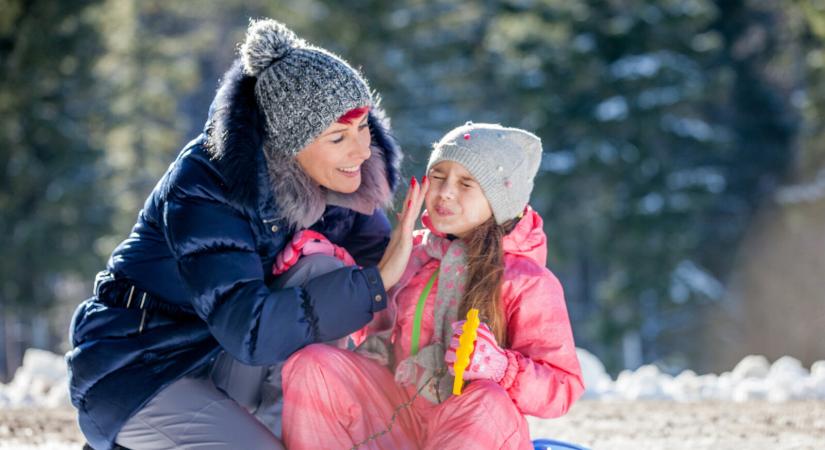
left=241, top=19, right=373, bottom=155
left=427, top=122, right=543, bottom=224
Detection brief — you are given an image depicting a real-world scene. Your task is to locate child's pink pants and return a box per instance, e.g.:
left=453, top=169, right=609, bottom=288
left=282, top=344, right=532, bottom=450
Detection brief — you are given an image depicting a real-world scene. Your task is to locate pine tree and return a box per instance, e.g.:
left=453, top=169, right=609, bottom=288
left=0, top=0, right=109, bottom=312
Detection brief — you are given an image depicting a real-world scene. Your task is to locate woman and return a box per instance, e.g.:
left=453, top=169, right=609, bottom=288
left=67, top=19, right=416, bottom=450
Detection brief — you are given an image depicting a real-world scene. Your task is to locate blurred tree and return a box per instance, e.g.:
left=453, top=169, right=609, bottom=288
left=0, top=0, right=109, bottom=379
left=789, top=0, right=825, bottom=178
left=0, top=0, right=109, bottom=311
left=703, top=0, right=825, bottom=373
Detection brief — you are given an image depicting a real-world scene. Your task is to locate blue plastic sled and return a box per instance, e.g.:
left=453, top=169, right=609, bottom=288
left=532, top=438, right=590, bottom=450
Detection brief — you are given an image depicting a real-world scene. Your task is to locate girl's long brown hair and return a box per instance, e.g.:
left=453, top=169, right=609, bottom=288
left=458, top=216, right=518, bottom=347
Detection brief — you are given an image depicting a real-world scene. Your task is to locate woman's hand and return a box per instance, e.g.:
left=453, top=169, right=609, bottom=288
left=377, top=175, right=429, bottom=290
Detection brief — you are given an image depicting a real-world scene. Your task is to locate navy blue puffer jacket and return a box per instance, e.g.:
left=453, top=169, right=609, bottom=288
left=66, top=61, right=402, bottom=450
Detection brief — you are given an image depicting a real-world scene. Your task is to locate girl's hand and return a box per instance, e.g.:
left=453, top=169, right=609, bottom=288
left=445, top=321, right=508, bottom=383
left=377, top=176, right=429, bottom=290
left=273, top=230, right=356, bottom=276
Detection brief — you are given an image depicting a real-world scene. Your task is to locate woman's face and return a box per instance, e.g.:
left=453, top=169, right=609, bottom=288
left=425, top=160, right=493, bottom=238
left=296, top=111, right=371, bottom=194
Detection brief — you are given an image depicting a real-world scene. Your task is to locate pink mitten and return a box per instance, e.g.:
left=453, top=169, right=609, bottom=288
left=273, top=230, right=356, bottom=275
left=445, top=321, right=508, bottom=383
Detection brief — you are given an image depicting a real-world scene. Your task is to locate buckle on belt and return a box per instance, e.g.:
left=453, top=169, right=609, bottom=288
left=126, top=285, right=148, bottom=310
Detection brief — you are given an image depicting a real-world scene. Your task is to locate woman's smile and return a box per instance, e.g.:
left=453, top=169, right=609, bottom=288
left=337, top=165, right=362, bottom=177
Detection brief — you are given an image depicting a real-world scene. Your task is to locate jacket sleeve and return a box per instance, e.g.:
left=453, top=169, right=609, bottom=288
left=341, top=208, right=391, bottom=267
left=162, top=160, right=388, bottom=366
left=499, top=266, right=585, bottom=418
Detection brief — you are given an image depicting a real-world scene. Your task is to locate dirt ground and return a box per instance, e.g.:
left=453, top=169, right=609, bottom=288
left=1, top=400, right=824, bottom=449
left=529, top=400, right=825, bottom=450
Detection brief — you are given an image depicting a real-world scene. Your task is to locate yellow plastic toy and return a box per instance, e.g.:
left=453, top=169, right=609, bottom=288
left=452, top=308, right=480, bottom=395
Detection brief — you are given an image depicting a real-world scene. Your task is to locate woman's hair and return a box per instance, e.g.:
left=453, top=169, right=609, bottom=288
left=337, top=106, right=370, bottom=124
left=458, top=216, right=518, bottom=347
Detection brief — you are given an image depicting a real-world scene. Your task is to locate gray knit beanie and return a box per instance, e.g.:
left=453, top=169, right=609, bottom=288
left=241, top=19, right=373, bottom=155
left=427, top=122, right=543, bottom=224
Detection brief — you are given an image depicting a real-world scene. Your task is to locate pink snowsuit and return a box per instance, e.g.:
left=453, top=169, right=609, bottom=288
left=281, top=207, right=584, bottom=449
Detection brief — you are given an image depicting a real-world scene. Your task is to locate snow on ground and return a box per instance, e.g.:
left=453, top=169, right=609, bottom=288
left=1, top=348, right=824, bottom=449
left=0, top=349, right=72, bottom=409
left=576, top=348, right=825, bottom=402
left=2, top=347, right=824, bottom=409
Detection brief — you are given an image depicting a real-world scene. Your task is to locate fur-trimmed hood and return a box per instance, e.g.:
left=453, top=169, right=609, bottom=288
left=204, top=60, right=402, bottom=228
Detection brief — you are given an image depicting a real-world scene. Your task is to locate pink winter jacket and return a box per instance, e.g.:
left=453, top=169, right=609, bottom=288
left=361, top=207, right=584, bottom=419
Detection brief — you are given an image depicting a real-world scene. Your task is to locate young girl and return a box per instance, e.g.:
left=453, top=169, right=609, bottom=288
left=281, top=122, right=584, bottom=449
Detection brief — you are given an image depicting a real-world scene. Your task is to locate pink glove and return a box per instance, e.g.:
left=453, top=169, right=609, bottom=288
left=445, top=321, right=508, bottom=383
left=272, top=230, right=357, bottom=276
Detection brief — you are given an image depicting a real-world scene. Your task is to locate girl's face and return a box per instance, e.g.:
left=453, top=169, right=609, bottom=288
left=296, top=111, right=371, bottom=194
left=425, top=160, right=493, bottom=238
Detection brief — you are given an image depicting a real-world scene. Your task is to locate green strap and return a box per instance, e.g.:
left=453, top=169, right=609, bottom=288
left=410, top=269, right=438, bottom=357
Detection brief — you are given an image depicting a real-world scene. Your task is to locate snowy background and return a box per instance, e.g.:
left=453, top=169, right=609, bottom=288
left=4, top=347, right=824, bottom=409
